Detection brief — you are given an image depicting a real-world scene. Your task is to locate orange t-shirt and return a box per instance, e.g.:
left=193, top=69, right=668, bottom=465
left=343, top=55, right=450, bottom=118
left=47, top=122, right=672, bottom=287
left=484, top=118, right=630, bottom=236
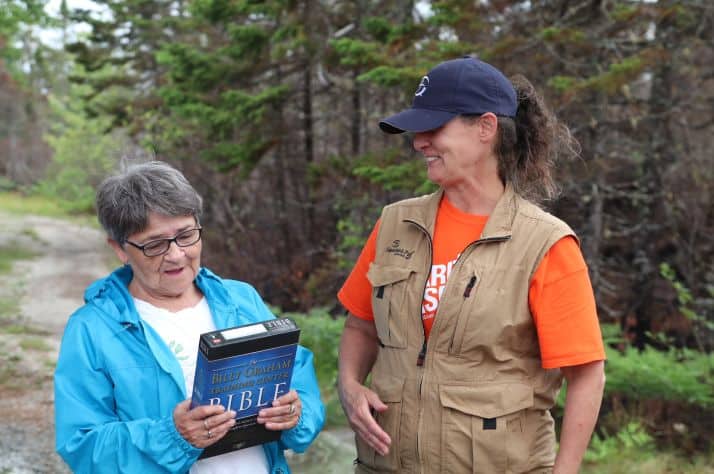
left=338, top=196, right=605, bottom=369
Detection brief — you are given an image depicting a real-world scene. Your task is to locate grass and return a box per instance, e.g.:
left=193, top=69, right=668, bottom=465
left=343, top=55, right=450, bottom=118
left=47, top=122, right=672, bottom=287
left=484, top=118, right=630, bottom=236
left=0, top=296, right=20, bottom=320
left=19, top=336, right=53, bottom=352
left=0, top=191, right=97, bottom=226
left=0, top=242, right=38, bottom=274
left=0, top=323, right=49, bottom=336
left=580, top=421, right=714, bottom=473
left=582, top=451, right=714, bottom=473
left=0, top=354, right=22, bottom=388
left=0, top=191, right=67, bottom=216
left=19, top=227, right=41, bottom=241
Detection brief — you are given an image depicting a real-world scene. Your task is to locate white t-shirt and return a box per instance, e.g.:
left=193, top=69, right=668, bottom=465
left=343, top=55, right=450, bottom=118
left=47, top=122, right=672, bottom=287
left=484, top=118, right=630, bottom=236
left=135, top=297, right=270, bottom=474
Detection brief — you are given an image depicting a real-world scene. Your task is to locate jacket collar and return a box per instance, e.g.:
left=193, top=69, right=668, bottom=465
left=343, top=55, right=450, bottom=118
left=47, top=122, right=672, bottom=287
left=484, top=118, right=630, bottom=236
left=83, top=265, right=237, bottom=397
left=83, top=266, right=235, bottom=326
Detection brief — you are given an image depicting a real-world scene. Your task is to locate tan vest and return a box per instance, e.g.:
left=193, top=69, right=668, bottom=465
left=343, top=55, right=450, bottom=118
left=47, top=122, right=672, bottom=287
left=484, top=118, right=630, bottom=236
left=356, top=187, right=575, bottom=474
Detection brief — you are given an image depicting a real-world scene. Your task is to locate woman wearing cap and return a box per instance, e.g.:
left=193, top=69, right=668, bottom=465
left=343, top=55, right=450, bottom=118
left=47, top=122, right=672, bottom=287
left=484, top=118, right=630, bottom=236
left=337, top=57, right=605, bottom=473
left=54, top=161, right=325, bottom=473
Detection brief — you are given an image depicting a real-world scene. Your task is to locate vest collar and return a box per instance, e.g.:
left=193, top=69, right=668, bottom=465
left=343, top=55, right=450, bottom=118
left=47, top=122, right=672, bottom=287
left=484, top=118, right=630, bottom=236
left=403, top=185, right=519, bottom=240
left=480, top=184, right=518, bottom=239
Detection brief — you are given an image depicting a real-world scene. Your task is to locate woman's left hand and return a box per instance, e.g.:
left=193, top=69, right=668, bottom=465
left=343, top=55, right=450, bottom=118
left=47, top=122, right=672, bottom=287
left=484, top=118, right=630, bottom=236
left=256, top=389, right=301, bottom=431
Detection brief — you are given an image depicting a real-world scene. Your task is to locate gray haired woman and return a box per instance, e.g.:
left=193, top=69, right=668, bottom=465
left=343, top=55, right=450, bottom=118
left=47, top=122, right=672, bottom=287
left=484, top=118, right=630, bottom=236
left=55, top=161, right=324, bottom=473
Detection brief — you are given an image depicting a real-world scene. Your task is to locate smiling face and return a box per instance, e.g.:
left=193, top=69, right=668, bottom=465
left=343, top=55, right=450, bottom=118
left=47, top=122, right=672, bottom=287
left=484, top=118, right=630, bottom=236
left=412, top=115, right=499, bottom=190
left=110, top=212, right=202, bottom=309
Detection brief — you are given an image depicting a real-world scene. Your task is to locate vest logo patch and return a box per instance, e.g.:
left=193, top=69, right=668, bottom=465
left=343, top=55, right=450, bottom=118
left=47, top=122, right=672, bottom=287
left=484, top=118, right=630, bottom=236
left=385, top=240, right=414, bottom=260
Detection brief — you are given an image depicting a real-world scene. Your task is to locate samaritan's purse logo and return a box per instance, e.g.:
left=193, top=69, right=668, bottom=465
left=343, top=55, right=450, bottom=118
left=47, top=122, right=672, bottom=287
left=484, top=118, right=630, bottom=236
left=414, top=75, right=429, bottom=96
left=385, top=239, right=415, bottom=260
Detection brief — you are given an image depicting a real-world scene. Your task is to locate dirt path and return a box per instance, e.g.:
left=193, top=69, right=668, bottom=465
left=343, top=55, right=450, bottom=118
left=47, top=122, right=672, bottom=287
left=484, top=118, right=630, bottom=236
left=0, top=211, right=112, bottom=474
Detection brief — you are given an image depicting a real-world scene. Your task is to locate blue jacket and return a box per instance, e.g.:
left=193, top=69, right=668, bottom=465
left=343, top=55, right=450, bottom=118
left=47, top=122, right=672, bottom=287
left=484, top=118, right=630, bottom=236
left=55, top=266, right=325, bottom=473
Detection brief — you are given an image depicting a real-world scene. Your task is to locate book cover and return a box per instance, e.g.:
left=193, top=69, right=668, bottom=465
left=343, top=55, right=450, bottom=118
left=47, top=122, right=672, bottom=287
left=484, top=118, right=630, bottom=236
left=191, top=317, right=300, bottom=459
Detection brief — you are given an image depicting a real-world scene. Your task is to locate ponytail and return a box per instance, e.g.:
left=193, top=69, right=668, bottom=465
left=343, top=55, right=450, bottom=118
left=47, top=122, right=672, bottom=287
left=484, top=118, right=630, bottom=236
left=495, top=75, right=580, bottom=203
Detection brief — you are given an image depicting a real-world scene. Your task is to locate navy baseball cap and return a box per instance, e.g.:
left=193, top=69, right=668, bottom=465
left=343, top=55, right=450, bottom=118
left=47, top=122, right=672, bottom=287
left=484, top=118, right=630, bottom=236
left=379, top=57, right=517, bottom=134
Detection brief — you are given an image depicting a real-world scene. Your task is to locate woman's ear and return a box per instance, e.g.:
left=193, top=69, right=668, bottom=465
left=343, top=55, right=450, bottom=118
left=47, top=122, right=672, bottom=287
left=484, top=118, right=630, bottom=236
left=478, top=112, right=499, bottom=143
left=108, top=238, right=129, bottom=265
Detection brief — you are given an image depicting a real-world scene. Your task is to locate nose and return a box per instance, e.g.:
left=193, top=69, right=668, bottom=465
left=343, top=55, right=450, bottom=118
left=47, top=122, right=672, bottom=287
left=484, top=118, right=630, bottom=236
left=413, top=131, right=431, bottom=152
left=164, top=240, right=185, bottom=258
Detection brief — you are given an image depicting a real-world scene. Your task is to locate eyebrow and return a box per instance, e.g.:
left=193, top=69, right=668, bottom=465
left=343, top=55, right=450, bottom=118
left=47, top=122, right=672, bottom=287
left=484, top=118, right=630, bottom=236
left=141, top=224, right=195, bottom=242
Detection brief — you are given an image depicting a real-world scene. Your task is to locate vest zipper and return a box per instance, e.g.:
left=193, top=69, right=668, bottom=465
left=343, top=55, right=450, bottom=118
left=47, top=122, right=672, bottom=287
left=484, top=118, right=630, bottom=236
left=404, top=218, right=433, bottom=472
left=404, top=219, right=433, bottom=367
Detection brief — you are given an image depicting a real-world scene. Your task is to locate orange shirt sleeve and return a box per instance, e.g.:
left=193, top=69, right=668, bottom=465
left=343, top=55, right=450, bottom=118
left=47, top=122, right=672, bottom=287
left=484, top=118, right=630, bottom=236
left=530, top=236, right=606, bottom=369
left=337, top=221, right=380, bottom=321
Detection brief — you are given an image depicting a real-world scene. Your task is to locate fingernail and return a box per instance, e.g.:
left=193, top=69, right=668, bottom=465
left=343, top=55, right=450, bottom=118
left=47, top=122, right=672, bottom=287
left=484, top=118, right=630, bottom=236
left=229, top=410, right=237, bottom=417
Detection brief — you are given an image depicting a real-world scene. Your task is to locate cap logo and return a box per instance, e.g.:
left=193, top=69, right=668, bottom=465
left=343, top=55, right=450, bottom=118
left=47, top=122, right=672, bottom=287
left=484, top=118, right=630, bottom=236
left=414, top=76, right=429, bottom=97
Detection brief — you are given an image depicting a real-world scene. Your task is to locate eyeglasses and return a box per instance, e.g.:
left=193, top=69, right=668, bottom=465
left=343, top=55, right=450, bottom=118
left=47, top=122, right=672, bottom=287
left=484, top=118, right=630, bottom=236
left=125, top=227, right=202, bottom=257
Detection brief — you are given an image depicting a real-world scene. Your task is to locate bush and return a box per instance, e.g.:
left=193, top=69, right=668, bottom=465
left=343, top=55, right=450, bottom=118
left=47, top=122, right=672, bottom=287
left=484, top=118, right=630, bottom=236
left=278, top=308, right=347, bottom=428
left=604, top=342, right=713, bottom=408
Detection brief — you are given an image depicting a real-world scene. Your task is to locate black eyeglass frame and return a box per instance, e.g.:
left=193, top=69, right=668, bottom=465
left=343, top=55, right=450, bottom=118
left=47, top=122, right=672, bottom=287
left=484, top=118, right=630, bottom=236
left=124, top=227, right=203, bottom=257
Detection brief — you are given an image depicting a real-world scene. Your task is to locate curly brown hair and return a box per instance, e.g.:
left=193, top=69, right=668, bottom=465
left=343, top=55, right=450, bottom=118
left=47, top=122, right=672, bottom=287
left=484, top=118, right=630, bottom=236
left=492, top=74, right=580, bottom=203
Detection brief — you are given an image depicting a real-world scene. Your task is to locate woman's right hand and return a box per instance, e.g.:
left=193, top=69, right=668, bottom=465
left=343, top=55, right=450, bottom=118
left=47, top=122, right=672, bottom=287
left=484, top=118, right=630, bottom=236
left=173, top=399, right=237, bottom=448
left=339, top=380, right=391, bottom=456
left=338, top=314, right=392, bottom=456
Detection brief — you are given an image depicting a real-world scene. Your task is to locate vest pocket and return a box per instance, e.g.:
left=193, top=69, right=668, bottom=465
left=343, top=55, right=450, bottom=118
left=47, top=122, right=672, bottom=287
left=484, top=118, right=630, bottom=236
left=366, top=263, right=415, bottom=348
left=439, top=383, right=534, bottom=473
left=355, top=376, right=404, bottom=472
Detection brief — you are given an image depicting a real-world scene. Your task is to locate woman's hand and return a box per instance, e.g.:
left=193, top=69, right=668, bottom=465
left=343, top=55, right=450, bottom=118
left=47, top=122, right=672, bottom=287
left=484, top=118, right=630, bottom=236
left=256, top=389, right=301, bottom=431
left=339, top=379, right=391, bottom=456
left=337, top=314, right=391, bottom=456
left=173, top=399, right=237, bottom=449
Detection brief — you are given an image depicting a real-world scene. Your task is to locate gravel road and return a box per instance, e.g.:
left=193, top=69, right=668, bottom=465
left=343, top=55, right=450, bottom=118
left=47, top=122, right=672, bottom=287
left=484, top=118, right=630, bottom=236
left=0, top=211, right=111, bottom=474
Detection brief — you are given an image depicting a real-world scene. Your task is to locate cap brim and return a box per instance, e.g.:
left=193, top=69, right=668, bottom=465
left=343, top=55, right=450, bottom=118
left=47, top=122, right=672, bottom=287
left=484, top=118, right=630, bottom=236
left=379, top=108, right=457, bottom=134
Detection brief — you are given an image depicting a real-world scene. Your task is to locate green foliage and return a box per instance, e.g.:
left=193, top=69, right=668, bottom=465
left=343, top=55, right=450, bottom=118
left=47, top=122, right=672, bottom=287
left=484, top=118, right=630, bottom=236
left=0, top=192, right=94, bottom=222
left=660, top=263, right=714, bottom=331
left=0, top=0, right=47, bottom=76
left=153, top=3, right=301, bottom=174
left=38, top=94, right=120, bottom=213
left=585, top=422, right=654, bottom=463
left=583, top=55, right=647, bottom=94
left=604, top=343, right=713, bottom=408
left=278, top=308, right=348, bottom=428
left=19, top=336, right=52, bottom=352
left=0, top=296, right=19, bottom=320
left=582, top=435, right=714, bottom=474
left=335, top=218, right=371, bottom=270
left=540, top=26, right=586, bottom=44
left=660, top=4, right=699, bottom=30
left=0, top=177, right=17, bottom=192
left=0, top=241, right=37, bottom=274
left=352, top=149, right=436, bottom=195
left=329, top=38, right=382, bottom=67
left=611, top=3, right=641, bottom=22
left=202, top=140, right=274, bottom=174
left=0, top=323, right=47, bottom=336
left=357, top=65, right=422, bottom=89
left=363, top=17, right=392, bottom=43
left=548, top=75, right=579, bottom=94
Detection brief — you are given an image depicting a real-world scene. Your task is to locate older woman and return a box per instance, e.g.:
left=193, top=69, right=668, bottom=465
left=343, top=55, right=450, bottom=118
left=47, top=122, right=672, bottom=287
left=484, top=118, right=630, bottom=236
left=55, top=161, right=324, bottom=473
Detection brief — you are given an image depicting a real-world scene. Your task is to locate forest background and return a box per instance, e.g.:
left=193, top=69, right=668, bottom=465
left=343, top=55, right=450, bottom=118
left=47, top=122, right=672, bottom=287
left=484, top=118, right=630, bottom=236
left=0, top=0, right=712, bottom=471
